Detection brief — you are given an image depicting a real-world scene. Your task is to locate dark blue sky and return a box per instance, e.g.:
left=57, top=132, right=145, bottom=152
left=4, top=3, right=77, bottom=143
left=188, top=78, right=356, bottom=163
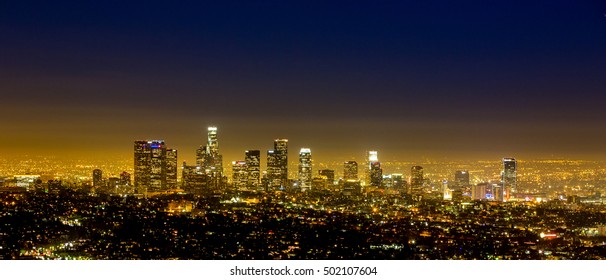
left=1, top=1, right=606, bottom=162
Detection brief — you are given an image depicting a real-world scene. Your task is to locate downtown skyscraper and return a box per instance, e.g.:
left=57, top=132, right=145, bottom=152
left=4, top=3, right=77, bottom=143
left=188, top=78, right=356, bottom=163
left=368, top=151, right=382, bottom=188
left=196, top=127, right=224, bottom=176
left=298, top=148, right=312, bottom=192
left=267, top=139, right=288, bottom=188
left=343, top=161, right=358, bottom=180
left=245, top=150, right=261, bottom=190
left=231, top=161, right=248, bottom=190
left=134, top=140, right=178, bottom=194
left=454, top=170, right=470, bottom=189
left=410, top=165, right=424, bottom=199
left=502, top=158, right=517, bottom=201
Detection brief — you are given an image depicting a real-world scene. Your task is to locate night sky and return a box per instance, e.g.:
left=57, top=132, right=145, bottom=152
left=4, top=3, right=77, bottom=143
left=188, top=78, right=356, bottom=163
left=2, top=1, right=606, bottom=164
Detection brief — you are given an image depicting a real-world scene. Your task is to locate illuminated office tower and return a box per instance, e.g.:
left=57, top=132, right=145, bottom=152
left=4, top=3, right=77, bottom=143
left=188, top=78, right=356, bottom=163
left=134, top=140, right=176, bottom=194
left=267, top=139, right=288, bottom=188
left=245, top=150, right=261, bottom=189
left=410, top=166, right=424, bottom=196
left=274, top=139, right=288, bottom=183
left=181, top=162, right=208, bottom=194
left=454, top=170, right=470, bottom=189
left=298, top=148, right=312, bottom=192
left=148, top=140, right=167, bottom=192
left=92, top=169, right=103, bottom=188
left=196, top=126, right=224, bottom=176
left=344, top=161, right=358, bottom=180
left=134, top=140, right=152, bottom=194
left=318, top=169, right=335, bottom=188
left=166, top=149, right=178, bottom=189
left=231, top=161, right=248, bottom=190
left=368, top=151, right=382, bottom=187
left=502, top=158, right=517, bottom=201
left=207, top=126, right=219, bottom=156
left=267, top=150, right=281, bottom=187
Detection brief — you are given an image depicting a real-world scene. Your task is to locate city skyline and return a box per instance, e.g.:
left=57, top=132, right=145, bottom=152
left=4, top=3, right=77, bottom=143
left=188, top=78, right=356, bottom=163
left=2, top=1, right=606, bottom=162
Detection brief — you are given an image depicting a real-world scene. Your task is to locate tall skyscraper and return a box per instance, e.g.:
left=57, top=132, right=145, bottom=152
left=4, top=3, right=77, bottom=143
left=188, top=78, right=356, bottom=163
left=274, top=139, right=288, bottom=183
left=344, top=161, right=358, bottom=180
left=267, top=150, right=281, bottom=188
left=368, top=151, right=382, bottom=187
left=149, top=140, right=167, bottom=192
left=502, top=157, right=517, bottom=201
left=134, top=140, right=152, bottom=194
left=410, top=166, right=424, bottom=196
left=196, top=126, right=224, bottom=176
left=267, top=139, right=288, bottom=188
left=231, top=161, right=248, bottom=190
left=207, top=126, right=219, bottom=155
left=454, top=170, right=470, bottom=188
left=245, top=150, right=261, bottom=189
left=134, top=140, right=177, bottom=194
left=298, top=148, right=312, bottom=192
left=92, top=169, right=103, bottom=187
left=166, top=149, right=178, bottom=189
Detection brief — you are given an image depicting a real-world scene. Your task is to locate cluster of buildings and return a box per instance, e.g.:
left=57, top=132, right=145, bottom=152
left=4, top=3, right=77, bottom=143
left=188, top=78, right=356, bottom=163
left=122, top=126, right=522, bottom=203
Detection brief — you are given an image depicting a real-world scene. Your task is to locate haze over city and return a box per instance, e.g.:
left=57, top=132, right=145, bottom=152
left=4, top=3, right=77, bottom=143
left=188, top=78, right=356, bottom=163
left=2, top=1, right=606, bottom=163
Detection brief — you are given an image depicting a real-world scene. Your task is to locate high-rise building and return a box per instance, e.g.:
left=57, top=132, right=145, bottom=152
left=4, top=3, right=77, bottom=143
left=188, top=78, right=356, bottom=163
left=231, top=161, right=248, bottom=190
left=149, top=140, right=167, bottom=192
left=318, top=169, right=335, bottom=188
left=274, top=139, right=288, bottom=183
left=298, top=148, right=312, bottom=192
left=502, top=158, right=517, bottom=201
left=207, top=126, right=219, bottom=156
left=454, top=170, right=470, bottom=189
left=343, top=161, right=358, bottom=180
left=92, top=169, right=103, bottom=188
left=166, top=149, right=178, bottom=189
left=410, top=166, right=424, bottom=196
left=134, top=140, right=176, bottom=194
left=245, top=150, right=261, bottom=189
left=267, top=150, right=281, bottom=188
left=134, top=140, right=152, bottom=194
left=267, top=139, right=288, bottom=188
left=182, top=162, right=208, bottom=195
left=368, top=151, right=382, bottom=187
left=196, top=126, right=224, bottom=176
